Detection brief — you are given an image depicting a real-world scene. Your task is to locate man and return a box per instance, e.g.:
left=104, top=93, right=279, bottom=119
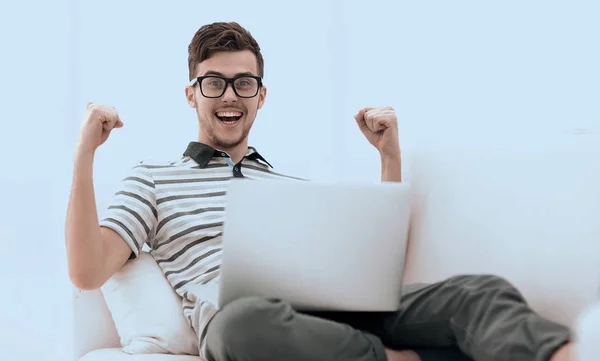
left=65, top=22, right=575, bottom=361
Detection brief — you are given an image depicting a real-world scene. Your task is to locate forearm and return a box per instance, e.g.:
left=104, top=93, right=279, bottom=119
left=381, top=154, right=402, bottom=183
left=65, top=149, right=105, bottom=287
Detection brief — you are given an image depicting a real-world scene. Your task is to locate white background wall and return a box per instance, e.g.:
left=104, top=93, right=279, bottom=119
left=0, top=0, right=598, bottom=360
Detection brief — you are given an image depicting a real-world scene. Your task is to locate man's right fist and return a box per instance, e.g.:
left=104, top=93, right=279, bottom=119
left=77, top=103, right=123, bottom=153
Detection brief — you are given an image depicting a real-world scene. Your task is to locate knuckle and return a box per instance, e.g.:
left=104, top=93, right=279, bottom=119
left=89, top=108, right=101, bottom=118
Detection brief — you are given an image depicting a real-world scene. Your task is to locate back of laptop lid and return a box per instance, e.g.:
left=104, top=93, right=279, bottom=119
left=219, top=180, right=411, bottom=311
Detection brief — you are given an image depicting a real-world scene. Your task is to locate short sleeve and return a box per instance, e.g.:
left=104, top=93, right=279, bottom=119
left=99, top=163, right=157, bottom=258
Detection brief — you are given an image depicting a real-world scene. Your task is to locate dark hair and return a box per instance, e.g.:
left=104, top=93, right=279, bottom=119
left=188, top=22, right=264, bottom=81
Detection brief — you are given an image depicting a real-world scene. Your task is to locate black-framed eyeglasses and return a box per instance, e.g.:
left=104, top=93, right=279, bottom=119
left=190, top=75, right=263, bottom=98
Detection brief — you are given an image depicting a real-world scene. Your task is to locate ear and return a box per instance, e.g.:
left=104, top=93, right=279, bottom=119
left=257, top=85, right=267, bottom=110
left=185, top=85, right=196, bottom=108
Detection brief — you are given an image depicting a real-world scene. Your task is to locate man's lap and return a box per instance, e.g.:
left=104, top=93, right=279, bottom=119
left=202, top=279, right=475, bottom=361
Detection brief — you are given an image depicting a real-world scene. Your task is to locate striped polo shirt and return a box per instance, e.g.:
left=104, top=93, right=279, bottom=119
left=99, top=141, right=302, bottom=354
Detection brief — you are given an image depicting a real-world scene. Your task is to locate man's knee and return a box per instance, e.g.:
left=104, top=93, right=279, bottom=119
left=205, top=297, right=292, bottom=357
left=455, top=274, right=526, bottom=303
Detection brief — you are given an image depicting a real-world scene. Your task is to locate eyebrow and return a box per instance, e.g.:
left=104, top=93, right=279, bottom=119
left=202, top=71, right=257, bottom=77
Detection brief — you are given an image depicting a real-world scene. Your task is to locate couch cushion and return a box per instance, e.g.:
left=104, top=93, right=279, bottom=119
left=80, top=348, right=205, bottom=361
left=403, top=143, right=600, bottom=327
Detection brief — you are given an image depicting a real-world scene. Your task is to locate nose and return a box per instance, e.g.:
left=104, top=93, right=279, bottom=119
left=221, top=83, right=238, bottom=102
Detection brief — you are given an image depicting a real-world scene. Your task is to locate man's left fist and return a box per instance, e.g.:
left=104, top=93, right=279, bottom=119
left=354, top=106, right=401, bottom=158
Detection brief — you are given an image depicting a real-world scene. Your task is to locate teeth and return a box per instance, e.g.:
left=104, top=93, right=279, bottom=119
left=216, top=111, right=242, bottom=117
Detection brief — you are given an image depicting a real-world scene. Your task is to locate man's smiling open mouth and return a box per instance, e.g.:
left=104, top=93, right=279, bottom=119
left=215, top=110, right=243, bottom=124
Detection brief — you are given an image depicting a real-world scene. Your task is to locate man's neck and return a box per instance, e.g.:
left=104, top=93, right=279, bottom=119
left=225, top=146, right=249, bottom=164
left=198, top=137, right=248, bottom=164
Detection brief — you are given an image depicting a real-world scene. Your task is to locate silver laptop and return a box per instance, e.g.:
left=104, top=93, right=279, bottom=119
left=218, top=179, right=412, bottom=312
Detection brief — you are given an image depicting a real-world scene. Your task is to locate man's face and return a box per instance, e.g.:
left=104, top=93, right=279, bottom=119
left=186, top=50, right=266, bottom=150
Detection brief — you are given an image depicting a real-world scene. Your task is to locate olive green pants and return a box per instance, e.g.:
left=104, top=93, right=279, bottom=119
left=205, top=275, right=571, bottom=361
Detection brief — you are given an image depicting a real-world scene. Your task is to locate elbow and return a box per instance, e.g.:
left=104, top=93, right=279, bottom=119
left=66, top=240, right=107, bottom=291
left=68, top=268, right=104, bottom=291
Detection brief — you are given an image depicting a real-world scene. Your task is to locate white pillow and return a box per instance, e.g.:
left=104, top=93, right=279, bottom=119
left=101, top=252, right=199, bottom=355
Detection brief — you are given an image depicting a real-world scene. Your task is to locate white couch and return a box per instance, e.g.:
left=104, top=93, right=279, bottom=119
left=73, top=143, right=600, bottom=361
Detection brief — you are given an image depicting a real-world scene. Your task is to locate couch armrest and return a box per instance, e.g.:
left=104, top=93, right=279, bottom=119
left=576, top=302, right=600, bottom=361
left=73, top=287, right=121, bottom=360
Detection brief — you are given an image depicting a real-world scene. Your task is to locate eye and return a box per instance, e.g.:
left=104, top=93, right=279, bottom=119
left=208, top=79, right=224, bottom=87
left=235, top=77, right=256, bottom=88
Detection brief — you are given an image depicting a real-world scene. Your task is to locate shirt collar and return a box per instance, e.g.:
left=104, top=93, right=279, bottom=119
left=183, top=142, right=273, bottom=168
